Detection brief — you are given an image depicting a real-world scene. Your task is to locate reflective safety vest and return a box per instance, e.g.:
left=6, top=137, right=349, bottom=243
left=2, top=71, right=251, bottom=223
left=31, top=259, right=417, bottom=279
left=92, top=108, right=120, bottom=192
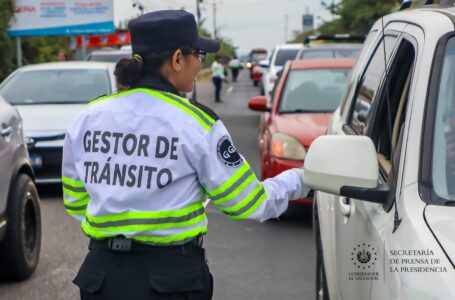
left=211, top=61, right=225, bottom=79
left=62, top=88, right=302, bottom=245
left=229, top=59, right=241, bottom=68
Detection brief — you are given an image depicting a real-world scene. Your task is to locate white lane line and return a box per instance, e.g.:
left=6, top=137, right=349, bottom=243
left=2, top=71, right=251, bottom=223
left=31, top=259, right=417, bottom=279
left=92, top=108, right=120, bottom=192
left=227, top=85, right=234, bottom=94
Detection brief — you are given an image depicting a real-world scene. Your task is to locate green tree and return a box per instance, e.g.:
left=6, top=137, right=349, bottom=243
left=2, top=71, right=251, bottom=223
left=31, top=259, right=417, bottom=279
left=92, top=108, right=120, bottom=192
left=21, top=36, right=71, bottom=64
left=198, top=24, right=235, bottom=68
left=0, top=0, right=15, bottom=82
left=291, top=0, right=401, bottom=43
left=323, top=0, right=401, bottom=35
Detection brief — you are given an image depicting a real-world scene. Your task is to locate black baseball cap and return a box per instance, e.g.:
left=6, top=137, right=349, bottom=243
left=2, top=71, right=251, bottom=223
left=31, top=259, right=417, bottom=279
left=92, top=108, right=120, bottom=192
left=129, top=10, right=220, bottom=54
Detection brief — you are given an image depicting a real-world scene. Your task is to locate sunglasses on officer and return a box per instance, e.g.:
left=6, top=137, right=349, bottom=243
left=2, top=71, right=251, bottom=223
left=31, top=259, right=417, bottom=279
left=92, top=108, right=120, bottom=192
left=181, top=47, right=206, bottom=63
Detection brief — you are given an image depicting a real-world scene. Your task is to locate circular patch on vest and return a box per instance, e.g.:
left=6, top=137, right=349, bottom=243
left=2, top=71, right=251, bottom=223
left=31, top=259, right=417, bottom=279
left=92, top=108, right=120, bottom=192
left=216, top=135, right=243, bottom=167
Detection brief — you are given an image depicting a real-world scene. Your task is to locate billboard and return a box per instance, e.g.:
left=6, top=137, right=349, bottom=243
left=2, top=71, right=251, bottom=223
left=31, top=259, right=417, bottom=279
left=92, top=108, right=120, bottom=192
left=75, top=32, right=131, bottom=48
left=8, top=0, right=115, bottom=37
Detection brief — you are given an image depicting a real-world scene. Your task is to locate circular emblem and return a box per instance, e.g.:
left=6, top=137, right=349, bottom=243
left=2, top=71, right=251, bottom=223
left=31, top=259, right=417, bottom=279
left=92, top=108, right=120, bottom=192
left=351, top=243, right=377, bottom=270
left=216, top=135, right=243, bottom=167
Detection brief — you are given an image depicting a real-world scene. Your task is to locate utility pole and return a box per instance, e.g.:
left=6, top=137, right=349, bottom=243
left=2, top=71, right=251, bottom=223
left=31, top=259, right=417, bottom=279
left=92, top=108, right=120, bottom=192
left=209, top=1, right=222, bottom=39
left=284, top=14, right=289, bottom=42
left=213, top=2, right=217, bottom=39
left=196, top=0, right=202, bottom=24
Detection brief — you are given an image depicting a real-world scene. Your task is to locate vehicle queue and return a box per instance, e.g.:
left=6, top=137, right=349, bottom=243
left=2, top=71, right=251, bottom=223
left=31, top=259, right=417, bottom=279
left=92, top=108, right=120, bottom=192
left=0, top=1, right=454, bottom=299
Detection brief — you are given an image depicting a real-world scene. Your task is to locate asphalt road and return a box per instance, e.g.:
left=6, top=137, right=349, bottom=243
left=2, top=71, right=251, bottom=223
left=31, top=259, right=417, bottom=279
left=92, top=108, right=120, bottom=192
left=0, top=70, right=316, bottom=300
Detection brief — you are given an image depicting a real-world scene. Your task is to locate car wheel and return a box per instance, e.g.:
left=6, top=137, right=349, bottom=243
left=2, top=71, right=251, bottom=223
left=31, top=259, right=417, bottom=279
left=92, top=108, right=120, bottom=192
left=314, top=200, right=329, bottom=300
left=0, top=173, right=41, bottom=281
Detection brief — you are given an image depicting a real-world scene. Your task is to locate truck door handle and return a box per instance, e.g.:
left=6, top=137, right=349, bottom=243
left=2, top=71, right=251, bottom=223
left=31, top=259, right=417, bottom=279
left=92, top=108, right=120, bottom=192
left=339, top=197, right=351, bottom=217
left=1, top=126, right=12, bottom=137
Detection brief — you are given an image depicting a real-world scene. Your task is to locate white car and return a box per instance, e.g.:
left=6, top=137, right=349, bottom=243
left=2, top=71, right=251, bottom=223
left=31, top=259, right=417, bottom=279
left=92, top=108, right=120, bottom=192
left=0, top=62, right=117, bottom=183
left=304, top=3, right=455, bottom=300
left=86, top=49, right=132, bottom=63
left=261, top=44, right=301, bottom=103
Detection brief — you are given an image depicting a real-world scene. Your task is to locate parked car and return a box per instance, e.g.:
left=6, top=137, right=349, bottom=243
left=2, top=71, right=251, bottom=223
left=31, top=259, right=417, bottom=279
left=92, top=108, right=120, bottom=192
left=261, top=44, right=301, bottom=100
left=0, top=95, right=41, bottom=280
left=0, top=62, right=117, bottom=183
left=86, top=49, right=132, bottom=63
left=252, top=61, right=265, bottom=87
left=304, top=3, right=455, bottom=299
left=248, top=58, right=355, bottom=204
left=295, top=34, right=364, bottom=61
left=247, top=48, right=268, bottom=79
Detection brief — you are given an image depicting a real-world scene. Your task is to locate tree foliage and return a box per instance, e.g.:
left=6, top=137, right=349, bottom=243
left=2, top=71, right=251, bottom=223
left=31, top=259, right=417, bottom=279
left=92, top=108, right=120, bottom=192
left=291, top=0, right=401, bottom=43
left=198, top=23, right=235, bottom=68
left=0, top=0, right=15, bottom=82
left=322, top=0, right=401, bottom=35
left=0, top=2, right=71, bottom=82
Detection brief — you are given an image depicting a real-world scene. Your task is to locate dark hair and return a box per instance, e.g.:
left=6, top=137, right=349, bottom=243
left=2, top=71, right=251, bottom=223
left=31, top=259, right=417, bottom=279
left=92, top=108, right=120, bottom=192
left=114, top=46, right=196, bottom=87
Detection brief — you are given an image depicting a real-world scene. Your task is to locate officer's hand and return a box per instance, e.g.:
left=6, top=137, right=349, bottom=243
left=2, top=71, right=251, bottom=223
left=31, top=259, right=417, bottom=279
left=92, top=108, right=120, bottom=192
left=291, top=168, right=311, bottom=198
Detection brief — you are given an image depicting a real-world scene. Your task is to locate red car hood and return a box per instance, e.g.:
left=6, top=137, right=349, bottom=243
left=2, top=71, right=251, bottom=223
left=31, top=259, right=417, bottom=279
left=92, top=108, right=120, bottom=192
left=274, top=113, right=332, bottom=147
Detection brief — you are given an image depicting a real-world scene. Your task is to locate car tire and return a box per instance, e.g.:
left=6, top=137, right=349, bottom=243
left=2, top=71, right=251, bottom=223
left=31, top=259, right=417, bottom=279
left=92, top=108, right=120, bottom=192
left=314, top=200, right=329, bottom=300
left=0, top=173, right=41, bottom=281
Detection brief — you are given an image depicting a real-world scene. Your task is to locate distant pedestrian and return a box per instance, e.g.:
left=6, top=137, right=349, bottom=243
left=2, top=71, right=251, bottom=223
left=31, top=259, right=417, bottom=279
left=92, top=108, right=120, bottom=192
left=229, top=55, right=241, bottom=82
left=56, top=50, right=69, bottom=62
left=211, top=55, right=227, bottom=102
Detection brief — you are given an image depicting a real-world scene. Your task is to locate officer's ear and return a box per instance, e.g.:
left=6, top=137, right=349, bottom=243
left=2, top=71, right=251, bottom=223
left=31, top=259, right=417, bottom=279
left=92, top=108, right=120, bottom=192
left=171, top=49, right=184, bottom=72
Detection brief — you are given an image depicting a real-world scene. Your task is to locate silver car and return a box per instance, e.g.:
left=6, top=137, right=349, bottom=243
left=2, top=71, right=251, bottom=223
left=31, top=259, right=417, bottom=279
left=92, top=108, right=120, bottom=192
left=0, top=95, right=41, bottom=280
left=0, top=62, right=117, bottom=183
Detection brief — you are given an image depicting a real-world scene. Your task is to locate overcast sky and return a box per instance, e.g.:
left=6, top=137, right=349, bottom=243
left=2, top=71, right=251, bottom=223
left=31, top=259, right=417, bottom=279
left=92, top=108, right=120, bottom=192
left=113, top=0, right=334, bottom=54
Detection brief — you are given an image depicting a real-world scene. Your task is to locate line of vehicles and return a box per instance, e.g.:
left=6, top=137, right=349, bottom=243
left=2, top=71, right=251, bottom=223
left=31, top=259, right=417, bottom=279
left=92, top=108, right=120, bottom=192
left=247, top=2, right=455, bottom=299
left=0, top=3, right=454, bottom=298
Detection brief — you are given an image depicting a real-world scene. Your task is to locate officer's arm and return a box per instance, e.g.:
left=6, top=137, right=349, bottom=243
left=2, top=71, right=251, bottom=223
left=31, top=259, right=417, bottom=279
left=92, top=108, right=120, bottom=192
left=62, top=133, right=89, bottom=223
left=194, top=121, right=304, bottom=222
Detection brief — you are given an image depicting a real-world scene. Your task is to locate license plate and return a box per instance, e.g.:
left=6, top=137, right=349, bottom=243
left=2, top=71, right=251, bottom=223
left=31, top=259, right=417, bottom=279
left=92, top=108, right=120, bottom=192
left=30, top=154, right=43, bottom=169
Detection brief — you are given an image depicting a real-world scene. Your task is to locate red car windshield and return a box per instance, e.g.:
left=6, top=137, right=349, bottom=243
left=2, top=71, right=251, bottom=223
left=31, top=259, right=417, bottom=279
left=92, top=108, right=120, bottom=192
left=278, top=68, right=351, bottom=113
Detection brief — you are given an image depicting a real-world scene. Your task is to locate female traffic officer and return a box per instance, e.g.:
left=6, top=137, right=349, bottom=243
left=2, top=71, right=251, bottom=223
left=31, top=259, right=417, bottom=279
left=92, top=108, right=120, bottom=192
left=62, top=9, right=307, bottom=300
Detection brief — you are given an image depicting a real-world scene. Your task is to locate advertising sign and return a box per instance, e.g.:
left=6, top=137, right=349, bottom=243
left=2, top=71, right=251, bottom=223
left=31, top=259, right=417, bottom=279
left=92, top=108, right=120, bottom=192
left=8, top=0, right=115, bottom=37
left=75, top=32, right=131, bottom=48
left=302, top=14, right=314, bottom=33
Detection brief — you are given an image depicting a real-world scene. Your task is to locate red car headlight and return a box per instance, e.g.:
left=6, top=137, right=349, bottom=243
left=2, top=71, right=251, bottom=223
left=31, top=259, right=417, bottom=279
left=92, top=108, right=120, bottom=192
left=271, top=133, right=306, bottom=161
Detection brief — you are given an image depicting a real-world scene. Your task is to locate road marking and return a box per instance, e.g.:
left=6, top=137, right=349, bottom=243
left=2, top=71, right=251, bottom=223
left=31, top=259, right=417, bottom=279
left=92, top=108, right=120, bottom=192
left=227, top=85, right=234, bottom=94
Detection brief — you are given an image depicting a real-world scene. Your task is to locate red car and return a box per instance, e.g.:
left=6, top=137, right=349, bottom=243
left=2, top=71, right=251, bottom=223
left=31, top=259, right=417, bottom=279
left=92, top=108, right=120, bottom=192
left=252, top=64, right=263, bottom=86
left=248, top=58, right=355, bottom=204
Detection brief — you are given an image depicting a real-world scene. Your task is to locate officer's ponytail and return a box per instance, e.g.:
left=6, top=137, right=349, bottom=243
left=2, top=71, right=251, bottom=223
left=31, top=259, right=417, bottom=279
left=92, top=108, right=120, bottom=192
left=114, top=49, right=190, bottom=88
left=114, top=54, right=144, bottom=87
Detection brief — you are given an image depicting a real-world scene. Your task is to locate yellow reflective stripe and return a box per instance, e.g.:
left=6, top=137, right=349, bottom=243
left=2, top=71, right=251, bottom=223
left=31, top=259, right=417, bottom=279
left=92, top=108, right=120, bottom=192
left=66, top=208, right=86, bottom=215
left=141, top=89, right=213, bottom=131
left=62, top=176, right=85, bottom=188
left=86, top=88, right=215, bottom=131
left=228, top=190, right=267, bottom=220
left=83, top=213, right=207, bottom=233
left=86, top=202, right=203, bottom=224
left=87, top=89, right=138, bottom=107
left=82, top=222, right=207, bottom=244
left=63, top=187, right=88, bottom=200
left=220, top=184, right=263, bottom=214
left=207, top=163, right=251, bottom=197
left=133, top=227, right=208, bottom=244
left=161, top=91, right=216, bottom=124
left=64, top=196, right=90, bottom=208
left=213, top=172, right=256, bottom=205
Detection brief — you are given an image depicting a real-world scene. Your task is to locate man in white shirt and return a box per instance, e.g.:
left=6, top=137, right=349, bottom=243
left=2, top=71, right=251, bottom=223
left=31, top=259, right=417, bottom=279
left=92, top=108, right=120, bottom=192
left=211, top=55, right=226, bottom=102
